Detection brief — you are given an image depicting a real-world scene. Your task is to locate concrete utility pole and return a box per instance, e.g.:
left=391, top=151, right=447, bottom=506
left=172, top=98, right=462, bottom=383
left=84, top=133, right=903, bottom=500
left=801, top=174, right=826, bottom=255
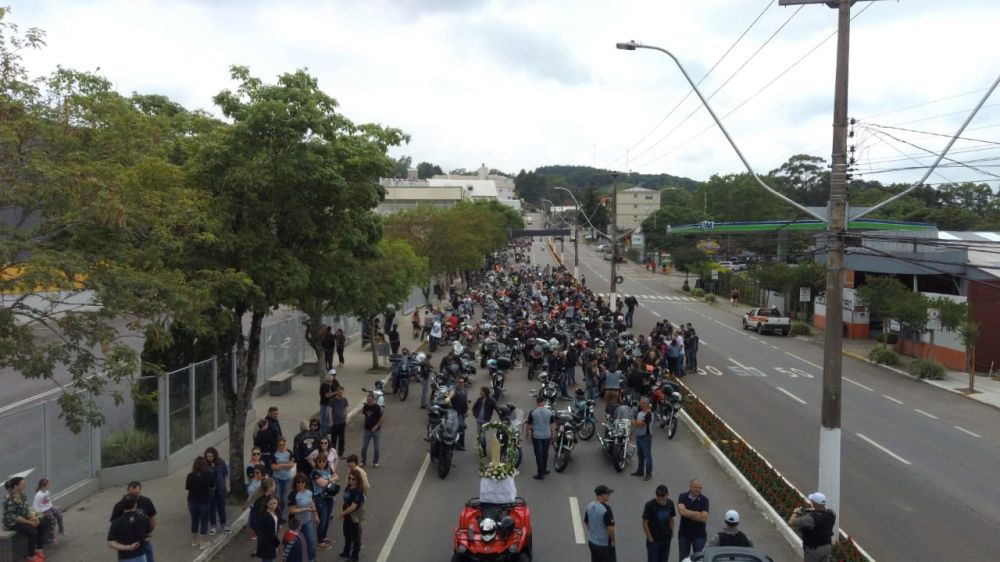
left=609, top=173, right=619, bottom=312
left=552, top=186, right=582, bottom=279
left=781, top=0, right=868, bottom=531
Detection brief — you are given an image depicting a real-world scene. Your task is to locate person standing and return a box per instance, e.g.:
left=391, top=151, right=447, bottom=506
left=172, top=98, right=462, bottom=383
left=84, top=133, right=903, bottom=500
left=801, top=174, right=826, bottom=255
left=624, top=295, right=638, bottom=328
left=293, top=420, right=322, bottom=478
left=109, top=481, right=157, bottom=562
left=525, top=396, right=555, bottom=480
left=203, top=447, right=230, bottom=534
left=584, top=485, right=616, bottom=562
left=320, top=325, right=335, bottom=371
left=472, top=386, right=496, bottom=450
left=449, top=377, right=470, bottom=451
left=328, top=387, right=349, bottom=458
left=3, top=476, right=49, bottom=562
left=388, top=324, right=401, bottom=355
left=334, top=329, right=347, bottom=367
left=630, top=398, right=654, bottom=481
left=360, top=393, right=384, bottom=468
left=411, top=308, right=422, bottom=339
left=253, top=419, right=278, bottom=476
left=254, top=495, right=282, bottom=562
left=677, top=479, right=710, bottom=560
left=708, top=509, right=753, bottom=548
left=271, top=439, right=295, bottom=519
left=339, top=469, right=365, bottom=562
left=730, top=289, right=740, bottom=306
left=788, top=492, right=836, bottom=562
left=319, top=371, right=338, bottom=437
left=417, top=352, right=433, bottom=409
left=641, top=484, right=675, bottom=562
left=287, top=474, right=318, bottom=562
left=684, top=325, right=699, bottom=373
left=106, top=495, right=151, bottom=562
left=309, top=455, right=336, bottom=550
left=185, top=456, right=214, bottom=549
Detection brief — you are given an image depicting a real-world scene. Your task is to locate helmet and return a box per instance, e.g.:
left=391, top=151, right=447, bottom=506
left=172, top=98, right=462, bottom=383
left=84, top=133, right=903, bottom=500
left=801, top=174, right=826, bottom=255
left=413, top=353, right=426, bottom=365
left=479, top=518, right=497, bottom=542
left=487, top=359, right=498, bottom=369
left=549, top=338, right=559, bottom=349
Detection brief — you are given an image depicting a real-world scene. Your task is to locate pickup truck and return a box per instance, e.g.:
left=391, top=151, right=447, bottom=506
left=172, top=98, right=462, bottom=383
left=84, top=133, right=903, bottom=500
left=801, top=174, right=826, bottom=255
left=742, top=307, right=790, bottom=336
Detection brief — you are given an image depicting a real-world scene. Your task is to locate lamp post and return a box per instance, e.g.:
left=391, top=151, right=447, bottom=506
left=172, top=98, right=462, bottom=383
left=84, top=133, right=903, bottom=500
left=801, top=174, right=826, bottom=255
left=553, top=187, right=581, bottom=279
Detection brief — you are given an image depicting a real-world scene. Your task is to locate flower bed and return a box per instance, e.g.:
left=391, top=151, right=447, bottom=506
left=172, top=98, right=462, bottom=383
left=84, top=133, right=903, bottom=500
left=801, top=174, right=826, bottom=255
left=673, top=376, right=871, bottom=561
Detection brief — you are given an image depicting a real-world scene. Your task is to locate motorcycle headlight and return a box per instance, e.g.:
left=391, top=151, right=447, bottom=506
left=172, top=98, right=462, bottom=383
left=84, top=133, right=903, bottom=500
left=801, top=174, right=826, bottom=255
left=457, top=544, right=467, bottom=554
left=508, top=544, right=519, bottom=553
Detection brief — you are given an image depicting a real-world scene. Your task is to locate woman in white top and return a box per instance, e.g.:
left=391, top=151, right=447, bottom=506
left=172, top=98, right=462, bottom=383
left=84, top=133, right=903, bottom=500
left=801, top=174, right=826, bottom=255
left=32, top=478, right=64, bottom=543
left=308, top=438, right=339, bottom=476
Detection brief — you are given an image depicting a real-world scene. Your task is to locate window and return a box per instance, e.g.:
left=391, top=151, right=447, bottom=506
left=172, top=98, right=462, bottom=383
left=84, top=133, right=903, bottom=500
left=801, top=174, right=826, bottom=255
left=634, top=204, right=638, bottom=209
left=645, top=195, right=654, bottom=200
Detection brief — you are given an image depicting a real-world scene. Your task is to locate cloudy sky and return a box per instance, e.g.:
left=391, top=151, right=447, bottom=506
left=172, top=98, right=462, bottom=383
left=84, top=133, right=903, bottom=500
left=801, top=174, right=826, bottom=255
left=9, top=0, right=1000, bottom=187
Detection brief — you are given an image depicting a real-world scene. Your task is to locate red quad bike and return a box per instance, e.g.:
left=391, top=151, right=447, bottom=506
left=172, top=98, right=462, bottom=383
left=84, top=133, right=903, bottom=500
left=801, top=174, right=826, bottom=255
left=453, top=497, right=532, bottom=562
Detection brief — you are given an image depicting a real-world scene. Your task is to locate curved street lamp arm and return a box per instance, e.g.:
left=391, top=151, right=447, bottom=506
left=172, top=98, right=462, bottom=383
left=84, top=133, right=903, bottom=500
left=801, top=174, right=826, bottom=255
left=617, top=40, right=826, bottom=223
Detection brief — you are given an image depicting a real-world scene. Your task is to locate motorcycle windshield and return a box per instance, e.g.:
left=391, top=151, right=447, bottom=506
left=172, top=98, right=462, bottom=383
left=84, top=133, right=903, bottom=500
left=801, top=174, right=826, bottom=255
left=442, top=410, right=461, bottom=436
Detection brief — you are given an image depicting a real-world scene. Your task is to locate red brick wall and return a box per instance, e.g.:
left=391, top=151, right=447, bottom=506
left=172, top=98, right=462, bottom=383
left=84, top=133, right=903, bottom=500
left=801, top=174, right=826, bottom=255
left=969, top=280, right=1000, bottom=373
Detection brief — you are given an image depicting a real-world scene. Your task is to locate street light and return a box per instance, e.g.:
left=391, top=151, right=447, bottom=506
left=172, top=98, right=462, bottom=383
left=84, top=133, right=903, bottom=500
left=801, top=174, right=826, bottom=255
left=552, top=186, right=580, bottom=279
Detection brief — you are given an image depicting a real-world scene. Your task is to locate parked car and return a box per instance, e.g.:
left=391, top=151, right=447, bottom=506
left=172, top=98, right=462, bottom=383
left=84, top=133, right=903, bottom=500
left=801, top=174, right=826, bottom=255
left=742, top=307, right=790, bottom=336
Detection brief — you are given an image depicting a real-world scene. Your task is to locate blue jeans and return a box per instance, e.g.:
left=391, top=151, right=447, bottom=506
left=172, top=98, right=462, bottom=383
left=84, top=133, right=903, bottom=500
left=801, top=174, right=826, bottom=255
left=636, top=433, right=652, bottom=476
left=208, top=487, right=227, bottom=526
left=300, top=518, right=317, bottom=561
left=361, top=428, right=381, bottom=464
left=316, top=495, right=334, bottom=543
left=587, top=383, right=598, bottom=400
left=532, top=437, right=550, bottom=476
left=143, top=539, right=155, bottom=562
left=686, top=350, right=698, bottom=372
left=421, top=376, right=431, bottom=408
left=646, top=537, right=671, bottom=562
left=565, top=366, right=576, bottom=386
left=119, top=555, right=147, bottom=562
left=320, top=404, right=331, bottom=436
left=625, top=309, right=635, bottom=327
left=559, top=375, right=570, bottom=398
left=187, top=499, right=211, bottom=535
left=678, top=535, right=706, bottom=560
left=274, top=478, right=291, bottom=518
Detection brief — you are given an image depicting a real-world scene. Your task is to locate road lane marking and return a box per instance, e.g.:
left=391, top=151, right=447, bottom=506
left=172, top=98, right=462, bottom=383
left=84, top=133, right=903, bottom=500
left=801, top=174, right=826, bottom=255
left=777, top=387, right=808, bottom=405
left=713, top=318, right=744, bottom=334
left=913, top=408, right=939, bottom=420
left=649, top=309, right=661, bottom=317
left=769, top=345, right=780, bottom=350
left=954, top=426, right=982, bottom=438
left=843, top=377, right=873, bottom=391
left=699, top=338, right=707, bottom=345
left=375, top=453, right=431, bottom=562
left=784, top=352, right=822, bottom=369
left=882, top=394, right=904, bottom=405
left=856, top=433, right=912, bottom=465
left=569, top=496, right=585, bottom=544
left=727, top=357, right=749, bottom=369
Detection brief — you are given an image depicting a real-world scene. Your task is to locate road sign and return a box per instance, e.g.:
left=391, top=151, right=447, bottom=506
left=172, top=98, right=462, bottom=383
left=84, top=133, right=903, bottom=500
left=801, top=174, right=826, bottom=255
left=700, top=220, right=715, bottom=231
left=696, top=239, right=720, bottom=253
left=711, top=270, right=719, bottom=280
left=889, top=319, right=900, bottom=332
left=926, top=307, right=942, bottom=331
left=800, top=287, right=812, bottom=303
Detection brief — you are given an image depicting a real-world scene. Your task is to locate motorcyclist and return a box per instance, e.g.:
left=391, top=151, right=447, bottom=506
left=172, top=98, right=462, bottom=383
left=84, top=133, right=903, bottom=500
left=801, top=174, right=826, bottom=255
left=439, top=349, right=460, bottom=374
left=414, top=352, right=433, bottom=409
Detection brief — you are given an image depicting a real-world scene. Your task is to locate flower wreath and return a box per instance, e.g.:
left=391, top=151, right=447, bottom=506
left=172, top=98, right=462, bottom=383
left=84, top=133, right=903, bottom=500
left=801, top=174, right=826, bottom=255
left=478, top=420, right=519, bottom=480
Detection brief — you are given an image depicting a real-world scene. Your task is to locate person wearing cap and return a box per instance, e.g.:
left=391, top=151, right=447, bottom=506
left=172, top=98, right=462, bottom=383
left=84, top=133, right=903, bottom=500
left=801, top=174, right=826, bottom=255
left=584, top=485, right=616, bottom=562
left=319, top=369, right=340, bottom=438
left=630, top=398, right=654, bottom=481
left=788, top=492, right=836, bottom=562
left=359, top=392, right=384, bottom=468
left=708, top=509, right=753, bottom=548
left=677, top=479, right=710, bottom=559
left=641, top=484, right=675, bottom=562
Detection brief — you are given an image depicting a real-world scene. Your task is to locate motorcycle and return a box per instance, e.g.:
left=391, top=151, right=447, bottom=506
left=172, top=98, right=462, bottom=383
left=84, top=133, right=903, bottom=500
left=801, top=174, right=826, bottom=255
left=571, top=398, right=597, bottom=441
left=598, top=414, right=634, bottom=472
left=529, top=372, right=559, bottom=407
left=427, top=403, right=462, bottom=478
left=453, top=497, right=533, bottom=562
left=652, top=380, right=684, bottom=439
left=488, top=356, right=513, bottom=401
left=388, top=355, right=412, bottom=401
left=526, top=343, right=546, bottom=381
left=552, top=410, right=579, bottom=473
left=453, top=342, right=478, bottom=377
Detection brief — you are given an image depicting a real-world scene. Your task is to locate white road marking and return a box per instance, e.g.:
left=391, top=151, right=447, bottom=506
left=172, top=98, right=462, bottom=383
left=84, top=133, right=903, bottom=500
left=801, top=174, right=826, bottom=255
left=777, top=386, right=808, bottom=405
left=699, top=338, right=707, bottom=345
left=856, top=433, right=912, bottom=465
left=784, top=352, right=822, bottom=369
left=727, top=357, right=749, bottom=369
left=375, top=453, right=432, bottom=562
left=569, top=496, right=586, bottom=544
left=843, top=377, right=873, bottom=391
left=913, top=408, right=939, bottom=420
left=650, top=309, right=661, bottom=317
left=769, top=345, right=780, bottom=350
left=954, top=426, right=982, bottom=438
left=882, top=394, right=904, bottom=405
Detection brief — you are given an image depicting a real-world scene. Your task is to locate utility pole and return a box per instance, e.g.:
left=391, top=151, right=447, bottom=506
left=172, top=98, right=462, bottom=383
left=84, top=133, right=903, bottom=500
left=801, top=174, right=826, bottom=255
left=609, top=172, right=619, bottom=312
left=781, top=0, right=866, bottom=532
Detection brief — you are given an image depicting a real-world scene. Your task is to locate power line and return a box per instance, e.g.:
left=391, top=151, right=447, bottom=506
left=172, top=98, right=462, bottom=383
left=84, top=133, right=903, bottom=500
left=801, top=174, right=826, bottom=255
left=626, top=3, right=803, bottom=166
left=634, top=1, right=876, bottom=171
left=606, top=0, right=776, bottom=170
left=858, top=125, right=1000, bottom=180
left=859, top=121, right=1000, bottom=147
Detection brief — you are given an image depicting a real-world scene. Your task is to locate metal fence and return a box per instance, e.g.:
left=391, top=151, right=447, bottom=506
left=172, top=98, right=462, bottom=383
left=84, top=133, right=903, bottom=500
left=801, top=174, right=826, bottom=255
left=164, top=358, right=228, bottom=455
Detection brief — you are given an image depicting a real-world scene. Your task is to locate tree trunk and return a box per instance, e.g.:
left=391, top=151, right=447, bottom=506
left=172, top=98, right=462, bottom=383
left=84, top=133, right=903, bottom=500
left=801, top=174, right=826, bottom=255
left=369, top=315, right=380, bottom=369
left=303, top=306, right=325, bottom=375
left=222, top=308, right=264, bottom=502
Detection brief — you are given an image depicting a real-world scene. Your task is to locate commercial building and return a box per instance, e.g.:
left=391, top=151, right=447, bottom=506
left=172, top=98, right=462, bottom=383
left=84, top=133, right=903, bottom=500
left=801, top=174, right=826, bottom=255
left=377, top=178, right=472, bottom=214
left=616, top=186, right=660, bottom=230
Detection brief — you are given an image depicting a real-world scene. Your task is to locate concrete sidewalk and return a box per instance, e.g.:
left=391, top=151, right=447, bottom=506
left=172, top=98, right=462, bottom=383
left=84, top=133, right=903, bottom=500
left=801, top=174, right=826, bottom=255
left=624, top=258, right=1000, bottom=411
left=45, top=318, right=428, bottom=562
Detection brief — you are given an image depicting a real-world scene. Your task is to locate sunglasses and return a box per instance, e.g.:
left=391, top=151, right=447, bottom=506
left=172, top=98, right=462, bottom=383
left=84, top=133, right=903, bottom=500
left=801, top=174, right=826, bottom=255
left=251, top=452, right=261, bottom=456
left=320, top=441, right=329, bottom=444
left=656, top=494, right=667, bottom=498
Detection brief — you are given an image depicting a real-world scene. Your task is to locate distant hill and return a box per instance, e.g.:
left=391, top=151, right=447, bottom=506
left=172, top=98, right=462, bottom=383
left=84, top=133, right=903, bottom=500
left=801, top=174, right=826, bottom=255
left=534, top=165, right=701, bottom=191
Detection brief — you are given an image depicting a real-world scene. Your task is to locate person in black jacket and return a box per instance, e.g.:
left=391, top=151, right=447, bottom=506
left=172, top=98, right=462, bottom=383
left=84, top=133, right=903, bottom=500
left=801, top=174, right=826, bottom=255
left=254, top=419, right=278, bottom=476
left=185, top=456, right=215, bottom=549
left=472, top=386, right=496, bottom=451
left=255, top=495, right=283, bottom=562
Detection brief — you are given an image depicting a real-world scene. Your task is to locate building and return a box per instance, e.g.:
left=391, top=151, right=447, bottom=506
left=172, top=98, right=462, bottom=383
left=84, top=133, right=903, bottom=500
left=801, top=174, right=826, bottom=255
left=813, top=229, right=1000, bottom=372
left=377, top=178, right=472, bottom=214
left=432, top=164, right=521, bottom=210
left=616, top=186, right=659, bottom=230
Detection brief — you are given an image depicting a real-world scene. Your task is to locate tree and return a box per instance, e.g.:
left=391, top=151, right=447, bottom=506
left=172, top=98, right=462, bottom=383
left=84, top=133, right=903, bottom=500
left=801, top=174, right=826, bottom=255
left=468, top=200, right=524, bottom=232
left=1, top=11, right=212, bottom=431
left=669, top=247, right=708, bottom=280
left=580, top=183, right=609, bottom=234
left=349, top=240, right=428, bottom=368
left=416, top=161, right=443, bottom=179
left=928, top=296, right=979, bottom=389
left=769, top=154, right=829, bottom=206
left=514, top=169, right=551, bottom=206
left=857, top=276, right=911, bottom=344
left=188, top=65, right=406, bottom=498
left=389, top=155, right=412, bottom=178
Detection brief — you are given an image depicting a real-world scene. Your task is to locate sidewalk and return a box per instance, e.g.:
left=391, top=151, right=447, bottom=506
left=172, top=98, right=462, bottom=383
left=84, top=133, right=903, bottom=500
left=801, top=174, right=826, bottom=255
left=46, top=318, right=427, bottom=562
left=633, top=262, right=1000, bottom=410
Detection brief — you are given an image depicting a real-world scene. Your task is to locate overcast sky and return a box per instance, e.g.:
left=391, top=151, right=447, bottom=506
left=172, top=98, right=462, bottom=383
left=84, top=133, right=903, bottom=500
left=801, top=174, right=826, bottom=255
left=10, top=0, right=1000, bottom=188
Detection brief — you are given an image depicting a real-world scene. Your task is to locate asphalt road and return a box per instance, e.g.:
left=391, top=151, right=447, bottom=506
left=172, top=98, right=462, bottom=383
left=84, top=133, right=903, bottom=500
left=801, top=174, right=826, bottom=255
left=561, top=237, right=1000, bottom=562
left=218, top=237, right=799, bottom=562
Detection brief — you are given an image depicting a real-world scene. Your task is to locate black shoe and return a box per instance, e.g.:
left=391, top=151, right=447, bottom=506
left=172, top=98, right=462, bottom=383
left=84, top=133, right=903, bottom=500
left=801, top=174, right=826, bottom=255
left=643, top=475, right=651, bottom=481
left=456, top=446, right=466, bottom=451
left=339, top=552, right=349, bottom=558
left=543, top=470, right=551, bottom=475
left=532, top=474, right=544, bottom=480
left=631, top=471, right=644, bottom=477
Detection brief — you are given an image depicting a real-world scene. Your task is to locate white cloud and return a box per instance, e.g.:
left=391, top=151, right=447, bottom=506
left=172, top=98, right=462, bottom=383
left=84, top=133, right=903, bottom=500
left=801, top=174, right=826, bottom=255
left=9, top=0, right=1000, bottom=188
